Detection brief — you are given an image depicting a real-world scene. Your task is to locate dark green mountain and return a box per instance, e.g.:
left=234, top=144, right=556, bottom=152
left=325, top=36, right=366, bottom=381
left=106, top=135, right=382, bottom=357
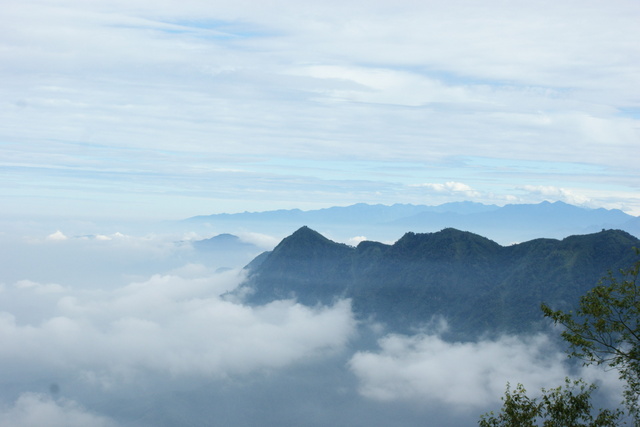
left=239, top=227, right=640, bottom=339
left=245, top=226, right=354, bottom=303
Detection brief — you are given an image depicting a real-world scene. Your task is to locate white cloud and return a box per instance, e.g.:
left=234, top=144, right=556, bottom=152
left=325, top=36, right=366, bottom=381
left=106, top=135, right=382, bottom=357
left=14, top=279, right=67, bottom=294
left=236, top=231, right=280, bottom=249
left=290, top=65, right=471, bottom=107
left=349, top=332, right=620, bottom=408
left=1, top=228, right=264, bottom=295
left=519, top=185, right=591, bottom=206
left=46, top=231, right=68, bottom=241
left=1, top=0, right=638, bottom=221
left=347, top=236, right=368, bottom=246
left=0, top=270, right=356, bottom=385
left=412, top=182, right=481, bottom=198
left=0, top=393, right=116, bottom=427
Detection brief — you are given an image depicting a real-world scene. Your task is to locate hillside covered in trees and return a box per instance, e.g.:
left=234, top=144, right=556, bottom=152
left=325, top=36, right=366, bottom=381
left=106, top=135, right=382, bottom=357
left=237, top=227, right=640, bottom=339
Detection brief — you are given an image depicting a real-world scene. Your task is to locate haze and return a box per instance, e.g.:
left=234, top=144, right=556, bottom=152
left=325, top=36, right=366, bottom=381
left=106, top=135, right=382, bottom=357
left=1, top=0, right=639, bottom=425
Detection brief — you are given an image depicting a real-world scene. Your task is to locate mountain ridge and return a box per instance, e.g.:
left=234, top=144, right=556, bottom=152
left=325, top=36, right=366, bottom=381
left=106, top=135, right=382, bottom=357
left=184, top=201, right=639, bottom=245
left=238, top=227, right=640, bottom=339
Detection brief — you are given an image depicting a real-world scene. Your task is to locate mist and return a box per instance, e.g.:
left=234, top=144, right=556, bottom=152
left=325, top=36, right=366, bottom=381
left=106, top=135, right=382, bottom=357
left=0, top=226, right=624, bottom=426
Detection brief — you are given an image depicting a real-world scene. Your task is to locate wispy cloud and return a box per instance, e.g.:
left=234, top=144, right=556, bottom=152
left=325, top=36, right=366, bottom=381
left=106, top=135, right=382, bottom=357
left=0, top=393, right=117, bottom=427
left=410, top=182, right=481, bottom=198
left=519, top=185, right=591, bottom=206
left=1, top=0, right=638, bottom=217
left=0, top=270, right=355, bottom=383
left=349, top=330, right=621, bottom=408
left=46, top=231, right=69, bottom=241
left=0, top=229, right=627, bottom=425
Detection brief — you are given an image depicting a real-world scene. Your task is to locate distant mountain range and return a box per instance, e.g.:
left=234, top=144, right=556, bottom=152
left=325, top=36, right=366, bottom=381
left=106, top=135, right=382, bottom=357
left=235, top=227, right=640, bottom=339
left=185, top=201, right=640, bottom=244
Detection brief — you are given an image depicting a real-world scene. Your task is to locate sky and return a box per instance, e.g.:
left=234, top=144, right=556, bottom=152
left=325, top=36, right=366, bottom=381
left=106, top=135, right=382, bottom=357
left=1, top=3, right=638, bottom=422
left=1, top=0, right=639, bottom=222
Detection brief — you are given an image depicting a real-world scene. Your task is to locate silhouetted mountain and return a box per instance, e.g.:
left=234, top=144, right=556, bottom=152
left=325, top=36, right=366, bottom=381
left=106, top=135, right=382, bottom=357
left=238, top=227, right=640, bottom=339
left=189, top=233, right=263, bottom=270
left=183, top=201, right=638, bottom=244
left=387, top=201, right=636, bottom=242
left=186, top=203, right=460, bottom=225
left=192, top=233, right=258, bottom=252
left=244, top=226, right=353, bottom=304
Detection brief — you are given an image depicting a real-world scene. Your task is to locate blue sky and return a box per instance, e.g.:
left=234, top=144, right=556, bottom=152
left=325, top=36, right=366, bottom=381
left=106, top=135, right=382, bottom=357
left=1, top=0, right=639, bottom=220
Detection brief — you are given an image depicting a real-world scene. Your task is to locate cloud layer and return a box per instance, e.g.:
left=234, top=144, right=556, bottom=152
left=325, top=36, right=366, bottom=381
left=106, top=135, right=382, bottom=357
left=0, top=228, right=627, bottom=426
left=1, top=0, right=639, bottom=218
left=0, top=393, right=117, bottom=427
left=0, top=271, right=355, bottom=385
left=349, top=330, right=622, bottom=409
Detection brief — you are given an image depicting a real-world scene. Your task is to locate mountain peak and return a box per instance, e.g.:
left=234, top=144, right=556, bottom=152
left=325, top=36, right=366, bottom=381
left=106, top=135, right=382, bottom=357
left=268, top=226, right=352, bottom=260
left=391, top=228, right=501, bottom=261
left=394, top=227, right=498, bottom=244
left=290, top=225, right=322, bottom=238
left=242, top=226, right=354, bottom=305
left=276, top=226, right=333, bottom=248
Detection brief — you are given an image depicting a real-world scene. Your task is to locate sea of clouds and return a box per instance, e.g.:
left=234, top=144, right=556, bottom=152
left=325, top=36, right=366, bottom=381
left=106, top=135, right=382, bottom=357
left=0, top=228, right=624, bottom=426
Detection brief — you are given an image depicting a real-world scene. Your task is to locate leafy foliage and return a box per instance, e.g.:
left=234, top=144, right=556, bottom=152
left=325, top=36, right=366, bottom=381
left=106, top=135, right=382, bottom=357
left=479, top=379, right=621, bottom=427
left=542, top=249, right=640, bottom=420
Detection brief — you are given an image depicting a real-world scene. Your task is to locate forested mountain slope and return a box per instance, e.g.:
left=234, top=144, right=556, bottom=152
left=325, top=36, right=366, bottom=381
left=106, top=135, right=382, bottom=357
left=238, top=227, right=640, bottom=339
